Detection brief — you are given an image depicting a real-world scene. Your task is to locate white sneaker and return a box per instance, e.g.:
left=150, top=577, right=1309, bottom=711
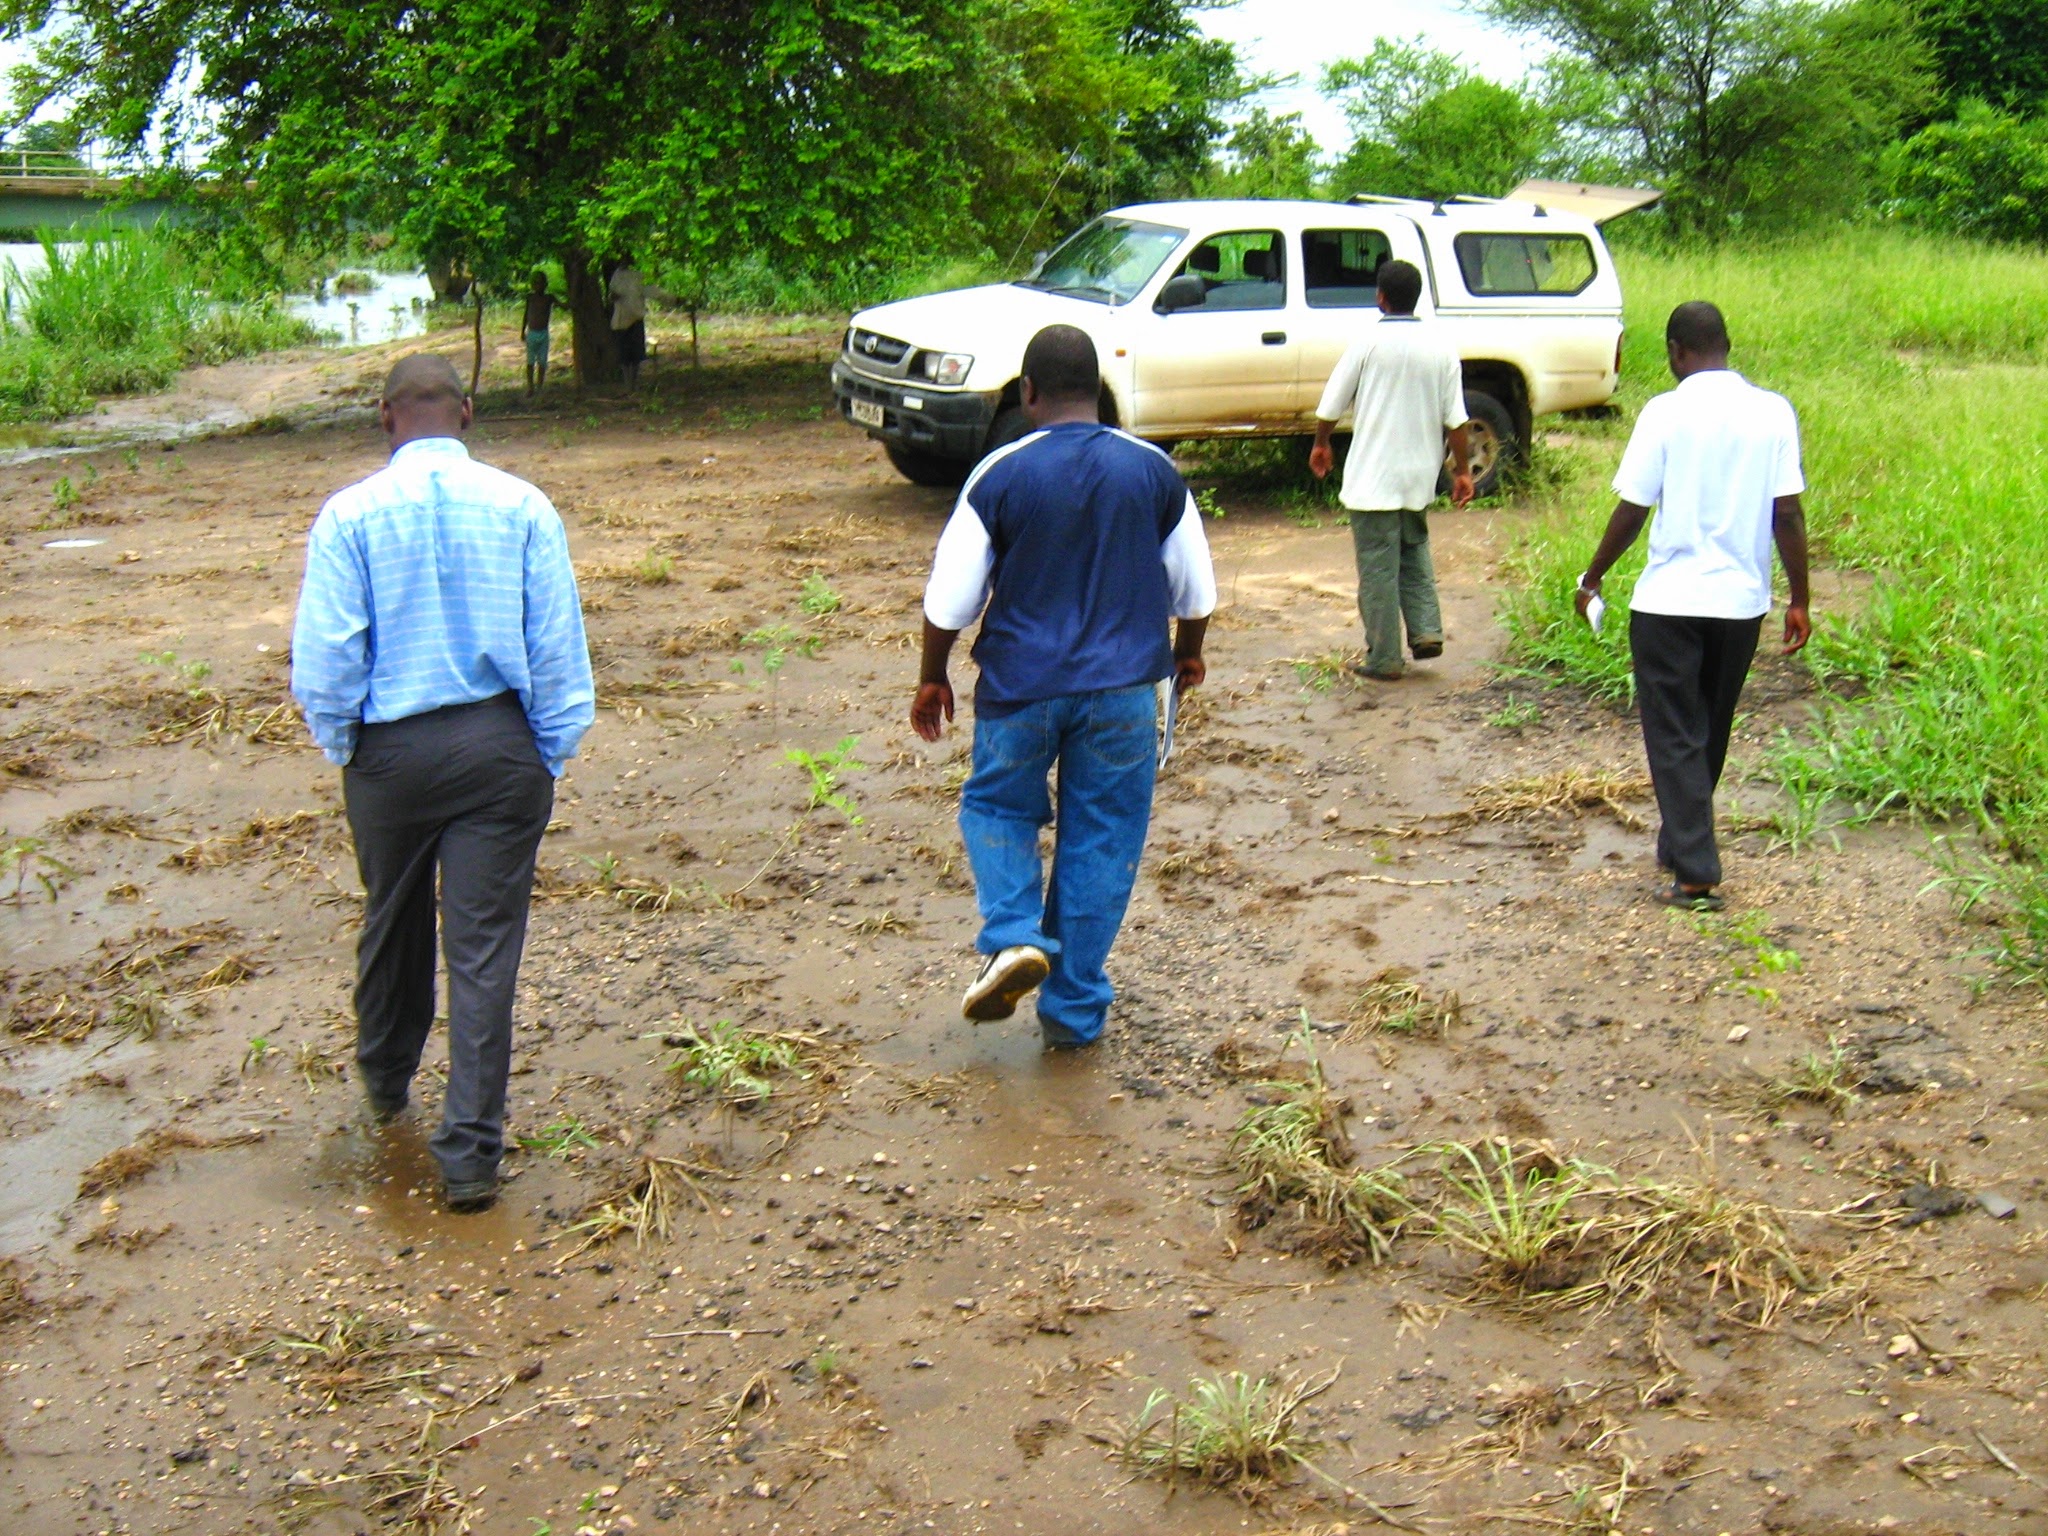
left=961, top=945, right=1050, bottom=1021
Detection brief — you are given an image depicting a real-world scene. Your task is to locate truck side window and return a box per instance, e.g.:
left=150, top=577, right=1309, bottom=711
left=1303, top=229, right=1393, bottom=308
left=1160, top=231, right=1285, bottom=312
left=1453, top=233, right=1597, bottom=296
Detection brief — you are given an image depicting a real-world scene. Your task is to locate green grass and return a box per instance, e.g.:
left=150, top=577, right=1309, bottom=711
left=1501, top=230, right=2048, bottom=975
left=0, top=225, right=320, bottom=421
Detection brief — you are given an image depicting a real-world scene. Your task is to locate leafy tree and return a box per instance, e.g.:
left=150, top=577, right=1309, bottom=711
left=1889, top=101, right=2048, bottom=245
left=1198, top=109, right=1322, bottom=200
left=3, top=0, right=1242, bottom=380
left=1478, top=0, right=1934, bottom=233
left=1919, top=0, right=2048, bottom=114
left=1323, top=41, right=1565, bottom=202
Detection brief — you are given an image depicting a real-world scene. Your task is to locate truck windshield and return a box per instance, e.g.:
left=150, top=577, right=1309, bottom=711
left=1016, top=217, right=1186, bottom=306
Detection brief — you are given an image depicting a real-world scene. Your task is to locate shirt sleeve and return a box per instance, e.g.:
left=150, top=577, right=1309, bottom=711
left=1612, top=400, right=1666, bottom=507
left=1315, top=339, right=1371, bottom=423
left=289, top=506, right=372, bottom=767
left=923, top=496, right=995, bottom=630
left=521, top=500, right=596, bottom=776
left=1162, top=490, right=1217, bottom=620
left=1443, top=351, right=1470, bottom=431
left=1774, top=400, right=1807, bottom=497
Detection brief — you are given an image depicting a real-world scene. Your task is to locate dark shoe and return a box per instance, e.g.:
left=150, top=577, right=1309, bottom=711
left=363, top=1088, right=408, bottom=1125
left=1410, top=639, right=1444, bottom=660
left=443, top=1176, right=499, bottom=1213
left=1654, top=881, right=1724, bottom=913
left=962, top=945, right=1051, bottom=1022
left=1347, top=664, right=1404, bottom=682
left=1041, top=1023, right=1101, bottom=1052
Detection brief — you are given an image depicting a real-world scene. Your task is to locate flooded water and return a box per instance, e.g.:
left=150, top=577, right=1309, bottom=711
left=0, top=241, right=434, bottom=348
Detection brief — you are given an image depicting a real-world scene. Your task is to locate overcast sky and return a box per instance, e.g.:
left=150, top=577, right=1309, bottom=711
left=1198, top=0, right=1547, bottom=152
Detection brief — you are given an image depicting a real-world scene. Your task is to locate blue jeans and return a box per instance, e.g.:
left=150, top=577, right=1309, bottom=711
left=958, top=684, right=1158, bottom=1044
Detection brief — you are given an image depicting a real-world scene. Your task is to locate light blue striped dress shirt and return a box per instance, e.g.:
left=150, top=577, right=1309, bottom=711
left=291, top=437, right=595, bottom=775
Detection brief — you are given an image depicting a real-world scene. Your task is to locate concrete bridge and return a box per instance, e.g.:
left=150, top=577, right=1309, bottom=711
left=0, top=151, right=189, bottom=232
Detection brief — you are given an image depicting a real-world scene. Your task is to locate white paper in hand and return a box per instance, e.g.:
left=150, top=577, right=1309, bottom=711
left=1157, top=678, right=1179, bottom=767
left=1585, top=592, right=1606, bottom=635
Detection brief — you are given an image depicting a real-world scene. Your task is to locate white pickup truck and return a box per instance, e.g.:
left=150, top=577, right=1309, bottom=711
left=830, top=189, right=1642, bottom=495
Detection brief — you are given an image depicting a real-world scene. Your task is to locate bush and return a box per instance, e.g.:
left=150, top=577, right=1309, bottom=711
left=1888, top=101, right=2048, bottom=245
left=0, top=225, right=322, bottom=421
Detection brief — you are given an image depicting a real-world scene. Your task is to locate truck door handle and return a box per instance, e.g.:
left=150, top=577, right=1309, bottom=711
left=1262, top=331, right=1287, bottom=345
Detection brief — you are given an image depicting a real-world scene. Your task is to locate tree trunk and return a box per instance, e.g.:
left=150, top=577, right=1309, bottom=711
left=565, top=249, right=620, bottom=388
left=470, top=287, right=484, bottom=397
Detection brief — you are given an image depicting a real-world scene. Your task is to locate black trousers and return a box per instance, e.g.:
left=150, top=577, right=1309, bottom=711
left=342, top=693, right=553, bottom=1184
left=1629, top=611, right=1762, bottom=889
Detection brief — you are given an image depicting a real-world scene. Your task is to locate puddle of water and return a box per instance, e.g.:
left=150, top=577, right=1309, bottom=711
left=0, top=1038, right=154, bottom=1255
left=292, top=270, right=436, bottom=348
left=41, top=537, right=103, bottom=548
left=0, top=242, right=433, bottom=349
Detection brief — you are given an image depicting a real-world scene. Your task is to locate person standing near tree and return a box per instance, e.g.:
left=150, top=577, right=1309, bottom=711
left=519, top=271, right=558, bottom=396
left=1574, top=301, right=1811, bottom=912
left=911, top=325, right=1215, bottom=1051
left=607, top=256, right=647, bottom=392
left=291, top=353, right=594, bottom=1212
left=1310, top=259, right=1474, bottom=682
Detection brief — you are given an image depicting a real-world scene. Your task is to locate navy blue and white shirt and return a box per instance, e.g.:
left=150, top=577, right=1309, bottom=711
left=922, top=422, right=1217, bottom=710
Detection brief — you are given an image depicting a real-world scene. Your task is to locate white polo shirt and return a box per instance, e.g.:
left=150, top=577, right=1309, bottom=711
left=1615, top=369, right=1804, bottom=620
left=1315, top=316, right=1468, bottom=513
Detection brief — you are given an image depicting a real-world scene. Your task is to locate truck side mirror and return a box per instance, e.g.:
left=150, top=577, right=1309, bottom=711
left=1155, top=275, right=1206, bottom=314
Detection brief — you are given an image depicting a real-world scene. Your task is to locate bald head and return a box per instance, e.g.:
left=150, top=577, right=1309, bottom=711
left=380, top=353, right=470, bottom=447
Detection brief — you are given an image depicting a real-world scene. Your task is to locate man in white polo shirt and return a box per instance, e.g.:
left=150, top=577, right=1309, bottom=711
left=1575, top=301, right=1811, bottom=911
left=1311, top=259, right=1474, bottom=681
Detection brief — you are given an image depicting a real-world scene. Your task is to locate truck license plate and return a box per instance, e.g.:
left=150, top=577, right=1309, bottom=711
left=850, top=399, right=885, bottom=428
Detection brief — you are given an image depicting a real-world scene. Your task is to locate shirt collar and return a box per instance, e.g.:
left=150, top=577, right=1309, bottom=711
left=1677, top=368, right=1742, bottom=388
left=390, top=437, right=471, bottom=465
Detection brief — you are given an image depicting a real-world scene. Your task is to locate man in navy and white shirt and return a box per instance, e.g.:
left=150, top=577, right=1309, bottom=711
left=911, top=325, right=1215, bottom=1049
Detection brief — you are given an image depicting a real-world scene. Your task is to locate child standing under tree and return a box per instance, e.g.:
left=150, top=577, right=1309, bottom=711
left=520, top=272, right=557, bottom=395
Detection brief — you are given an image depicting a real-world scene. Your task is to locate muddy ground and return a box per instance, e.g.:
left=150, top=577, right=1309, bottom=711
left=1, top=318, right=2046, bottom=1536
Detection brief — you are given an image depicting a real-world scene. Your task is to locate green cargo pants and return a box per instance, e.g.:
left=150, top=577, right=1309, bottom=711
left=1349, top=509, right=1442, bottom=678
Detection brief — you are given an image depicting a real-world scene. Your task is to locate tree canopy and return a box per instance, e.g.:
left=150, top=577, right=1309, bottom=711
left=2, top=0, right=1243, bottom=376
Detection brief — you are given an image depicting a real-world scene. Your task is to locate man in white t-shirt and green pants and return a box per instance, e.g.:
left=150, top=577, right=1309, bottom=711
left=1311, top=260, right=1474, bottom=681
left=1575, top=301, right=1812, bottom=912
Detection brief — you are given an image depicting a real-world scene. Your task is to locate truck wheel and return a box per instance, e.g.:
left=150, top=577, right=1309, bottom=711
left=984, top=406, right=1032, bottom=456
left=885, top=443, right=970, bottom=487
left=1459, top=390, right=1521, bottom=499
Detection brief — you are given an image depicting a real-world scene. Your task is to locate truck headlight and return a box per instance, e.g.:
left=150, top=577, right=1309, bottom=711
left=920, top=351, right=973, bottom=386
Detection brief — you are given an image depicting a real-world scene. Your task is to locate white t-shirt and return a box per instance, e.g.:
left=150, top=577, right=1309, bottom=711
left=1314, top=316, right=1468, bottom=513
left=609, top=266, right=646, bottom=330
left=1615, top=370, right=1804, bottom=620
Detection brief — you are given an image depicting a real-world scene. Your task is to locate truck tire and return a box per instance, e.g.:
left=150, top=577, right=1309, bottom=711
left=885, top=443, right=970, bottom=487
left=1461, top=389, right=1521, bottom=499
left=984, top=406, right=1032, bottom=456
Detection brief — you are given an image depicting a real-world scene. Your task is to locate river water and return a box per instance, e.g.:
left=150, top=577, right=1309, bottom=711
left=0, top=241, right=435, bottom=347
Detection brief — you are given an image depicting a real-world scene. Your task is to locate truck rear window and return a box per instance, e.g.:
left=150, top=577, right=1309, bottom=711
left=1453, top=233, right=1596, bottom=296
left=1303, top=228, right=1394, bottom=308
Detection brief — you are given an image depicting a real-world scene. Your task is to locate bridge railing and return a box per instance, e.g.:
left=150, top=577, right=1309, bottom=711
left=0, top=148, right=104, bottom=179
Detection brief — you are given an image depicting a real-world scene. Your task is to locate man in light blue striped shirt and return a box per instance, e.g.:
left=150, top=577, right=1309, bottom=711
left=292, top=353, right=593, bottom=1212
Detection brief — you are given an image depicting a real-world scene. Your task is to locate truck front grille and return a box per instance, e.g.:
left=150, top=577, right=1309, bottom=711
left=849, top=329, right=910, bottom=367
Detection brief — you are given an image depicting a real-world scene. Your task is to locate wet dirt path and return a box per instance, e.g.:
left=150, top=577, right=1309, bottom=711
left=1, top=321, right=2045, bottom=1535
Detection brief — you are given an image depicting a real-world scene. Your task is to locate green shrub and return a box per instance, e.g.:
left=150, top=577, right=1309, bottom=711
left=0, top=224, right=320, bottom=421
left=1888, top=102, right=2048, bottom=247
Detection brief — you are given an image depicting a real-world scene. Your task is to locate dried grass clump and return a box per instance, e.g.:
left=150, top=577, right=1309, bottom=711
left=1345, top=968, right=1461, bottom=1039
left=561, top=1156, right=710, bottom=1258
left=0, top=1257, right=34, bottom=1324
left=244, top=1310, right=439, bottom=1406
left=77, top=1126, right=265, bottom=1197
left=1458, top=768, right=1651, bottom=829
left=1588, top=1177, right=1810, bottom=1323
left=1229, top=1037, right=1412, bottom=1266
left=167, top=810, right=334, bottom=870
left=47, top=805, right=152, bottom=838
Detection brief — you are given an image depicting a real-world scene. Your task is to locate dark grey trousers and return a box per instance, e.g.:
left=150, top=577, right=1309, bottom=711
left=342, top=693, right=553, bottom=1185
left=1629, top=610, right=1762, bottom=889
